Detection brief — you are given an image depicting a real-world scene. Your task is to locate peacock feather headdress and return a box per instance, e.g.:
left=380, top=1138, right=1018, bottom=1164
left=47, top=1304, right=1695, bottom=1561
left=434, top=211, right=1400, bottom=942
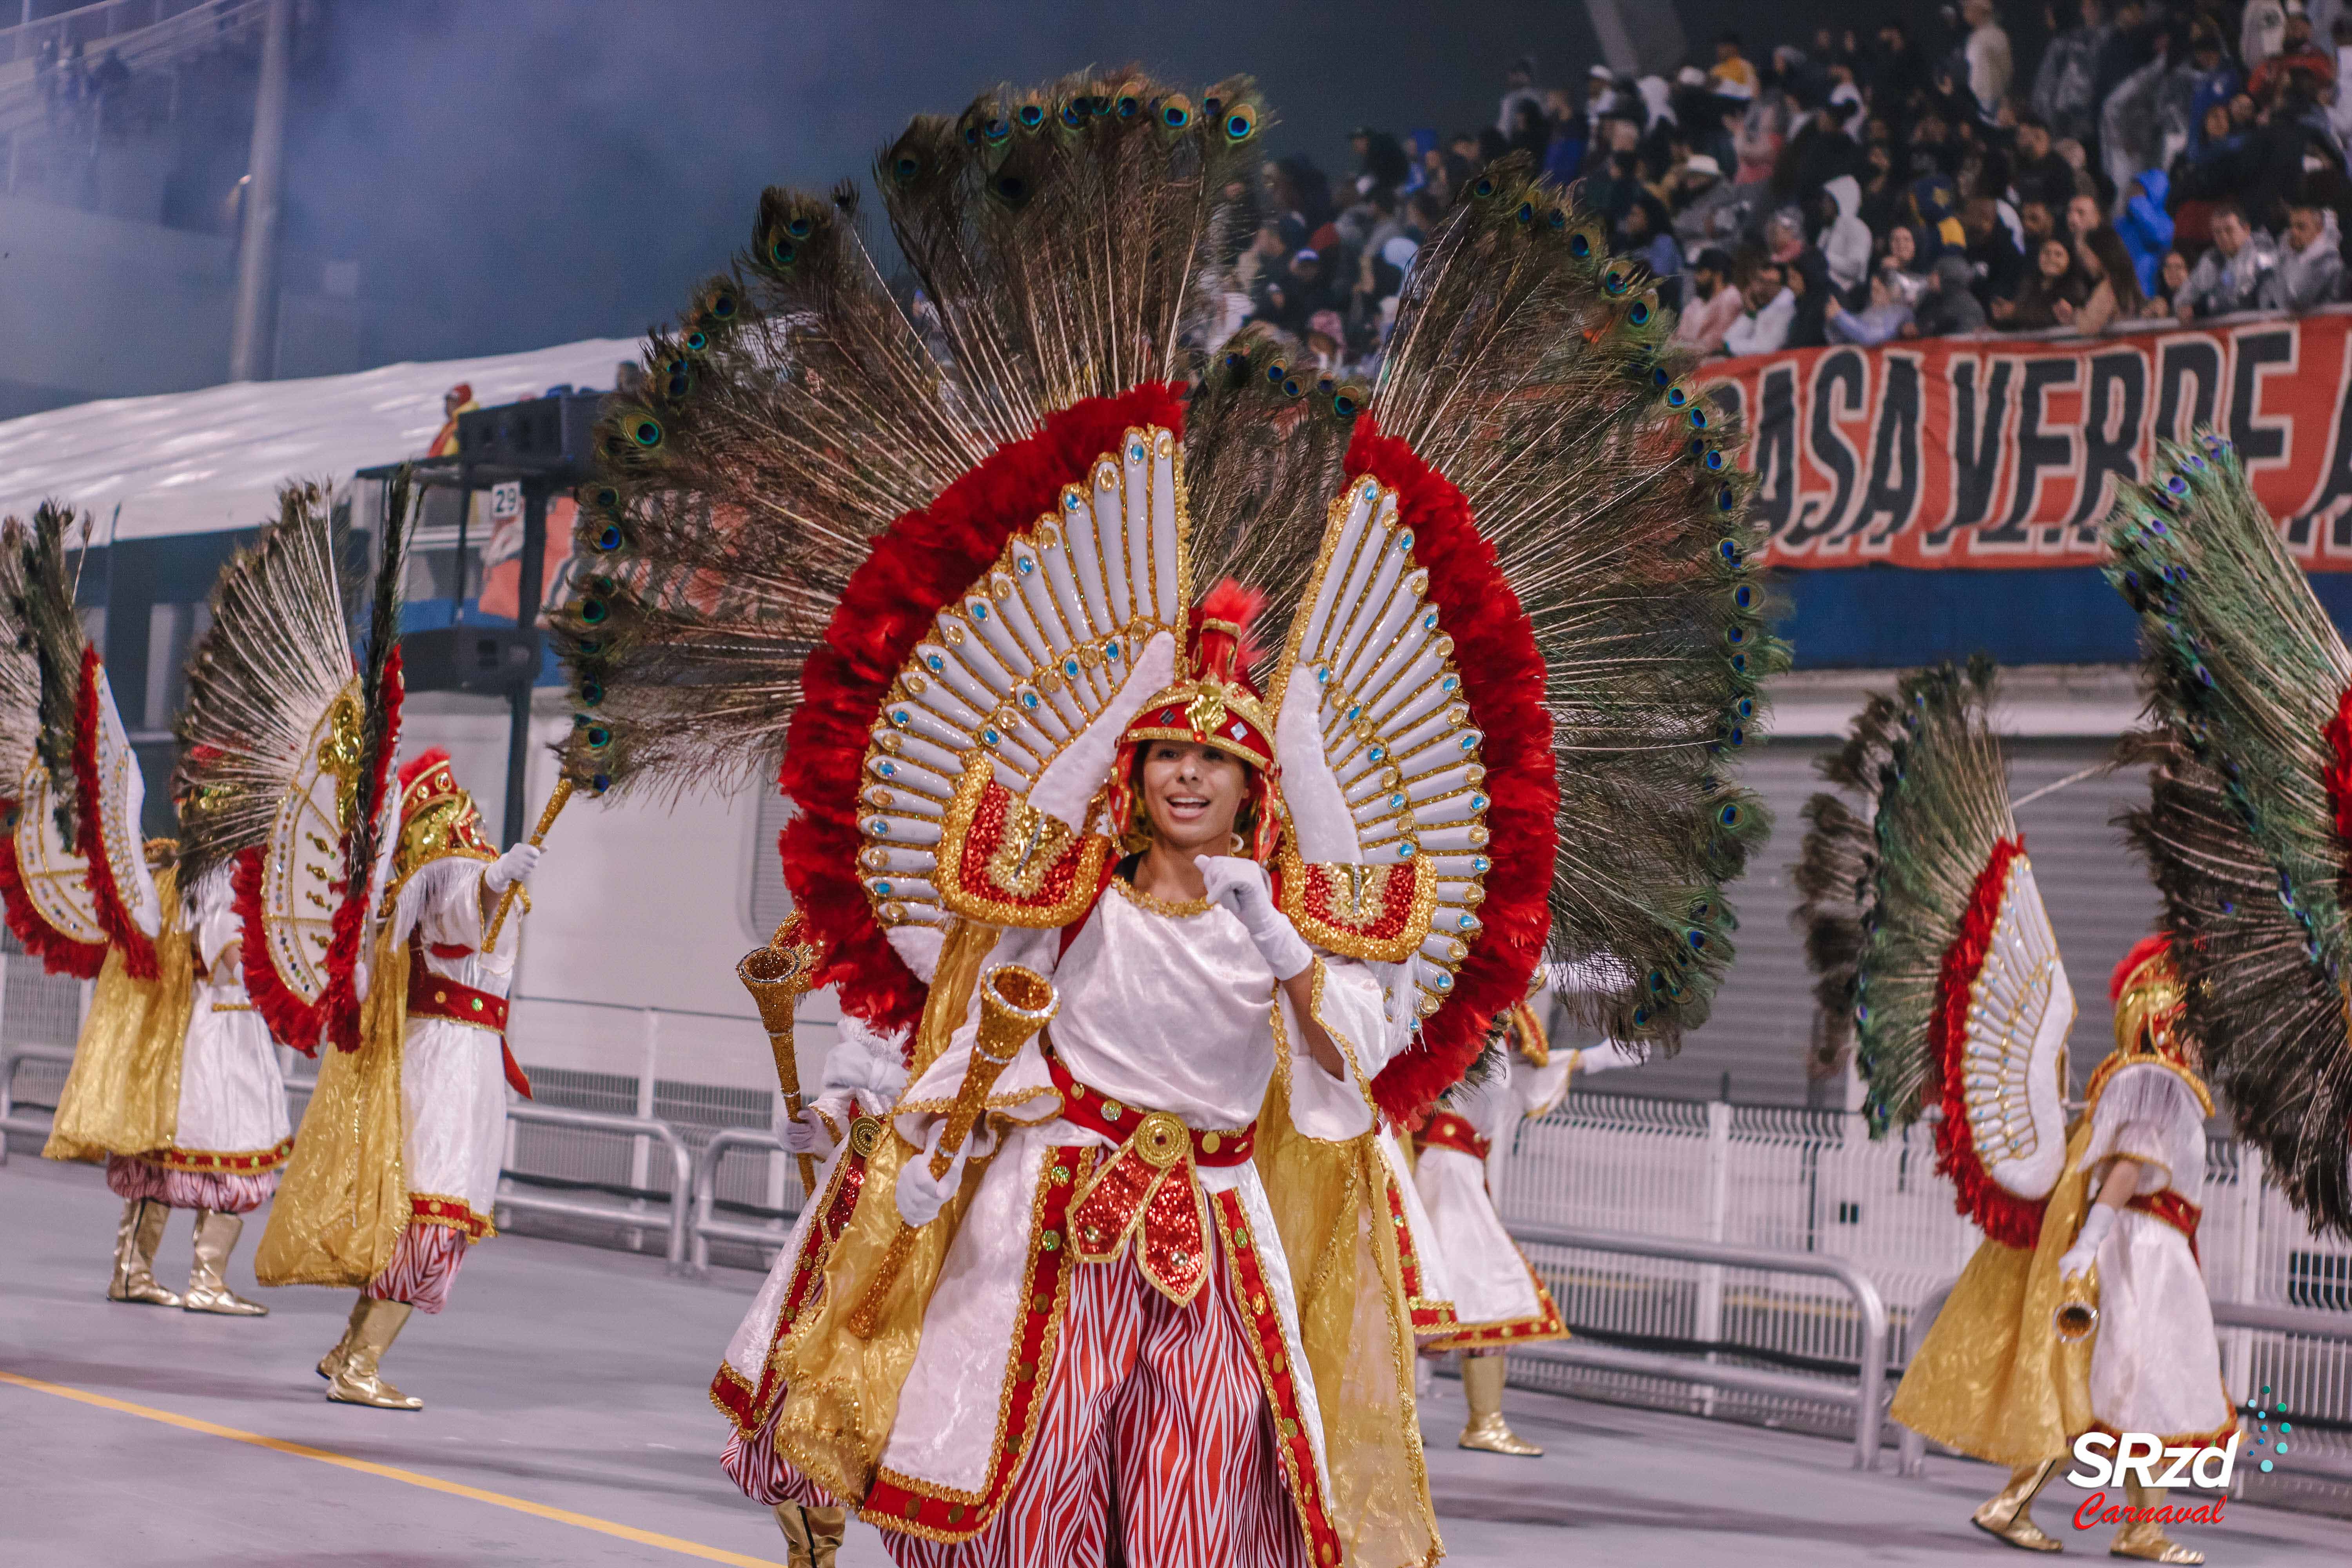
left=549, top=71, right=1779, bottom=1115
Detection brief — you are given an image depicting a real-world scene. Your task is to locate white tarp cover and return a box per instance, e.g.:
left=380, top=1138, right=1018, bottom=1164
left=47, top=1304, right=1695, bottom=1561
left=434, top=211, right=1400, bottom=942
left=0, top=338, right=639, bottom=541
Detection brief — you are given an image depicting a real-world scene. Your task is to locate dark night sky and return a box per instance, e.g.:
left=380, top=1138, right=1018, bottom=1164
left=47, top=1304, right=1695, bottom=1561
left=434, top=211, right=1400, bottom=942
left=283, top=0, right=1650, bottom=367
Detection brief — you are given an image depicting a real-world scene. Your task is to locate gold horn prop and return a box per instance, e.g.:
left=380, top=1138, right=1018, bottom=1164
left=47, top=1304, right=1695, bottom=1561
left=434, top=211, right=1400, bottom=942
left=2053, top=1279, right=2100, bottom=1342
left=737, top=913, right=826, bottom=1194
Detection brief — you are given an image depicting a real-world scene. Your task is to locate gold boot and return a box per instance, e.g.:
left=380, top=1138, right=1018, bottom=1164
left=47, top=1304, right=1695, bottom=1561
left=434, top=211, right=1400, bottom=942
left=325, top=1296, right=423, bottom=1410
left=2110, top=1477, right=2202, bottom=1563
left=106, top=1198, right=183, bottom=1307
left=183, top=1209, right=268, bottom=1316
left=1457, top=1352, right=1542, bottom=1456
left=771, top=1501, right=847, bottom=1568
left=1971, top=1458, right=2064, bottom=1552
left=318, top=1293, right=368, bottom=1381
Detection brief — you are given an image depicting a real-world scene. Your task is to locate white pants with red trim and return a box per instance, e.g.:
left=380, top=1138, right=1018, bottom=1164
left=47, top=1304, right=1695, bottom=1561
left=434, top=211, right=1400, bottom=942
left=884, top=1240, right=1308, bottom=1568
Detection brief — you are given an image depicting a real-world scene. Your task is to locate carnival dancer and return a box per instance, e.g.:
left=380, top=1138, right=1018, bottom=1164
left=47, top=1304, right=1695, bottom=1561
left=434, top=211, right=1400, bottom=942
left=553, top=69, right=1775, bottom=1567
left=272, top=750, right=541, bottom=1410
left=1801, top=663, right=2229, bottom=1563
left=1413, top=977, right=1641, bottom=1455
left=0, top=507, right=290, bottom=1314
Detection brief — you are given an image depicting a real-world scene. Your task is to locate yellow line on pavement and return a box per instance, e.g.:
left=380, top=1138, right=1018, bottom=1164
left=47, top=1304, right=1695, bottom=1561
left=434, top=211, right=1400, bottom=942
left=0, top=1368, right=778, bottom=1566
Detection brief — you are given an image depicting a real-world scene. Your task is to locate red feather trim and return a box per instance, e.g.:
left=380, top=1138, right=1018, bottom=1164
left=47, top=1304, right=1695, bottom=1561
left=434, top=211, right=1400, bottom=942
left=0, top=797, right=105, bottom=978
left=1928, top=836, right=2046, bottom=1249
left=73, top=647, right=158, bottom=980
left=779, top=384, right=1188, bottom=1033
left=236, top=844, right=319, bottom=1055
left=327, top=648, right=405, bottom=1052
left=2109, top=933, right=2174, bottom=1002
left=233, top=650, right=406, bottom=1057
left=1343, top=416, right=1559, bottom=1122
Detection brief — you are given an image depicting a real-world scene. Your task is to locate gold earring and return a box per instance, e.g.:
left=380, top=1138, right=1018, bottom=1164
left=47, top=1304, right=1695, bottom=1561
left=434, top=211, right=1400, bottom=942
left=1228, top=831, right=1246, bottom=856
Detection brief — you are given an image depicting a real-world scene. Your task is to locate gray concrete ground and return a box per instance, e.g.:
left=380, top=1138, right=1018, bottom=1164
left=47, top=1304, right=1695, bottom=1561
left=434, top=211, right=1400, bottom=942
left=0, top=1153, right=2337, bottom=1566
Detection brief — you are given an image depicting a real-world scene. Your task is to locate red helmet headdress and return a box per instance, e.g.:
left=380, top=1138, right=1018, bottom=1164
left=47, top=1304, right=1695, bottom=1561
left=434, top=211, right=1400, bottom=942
left=1109, top=579, right=1282, bottom=861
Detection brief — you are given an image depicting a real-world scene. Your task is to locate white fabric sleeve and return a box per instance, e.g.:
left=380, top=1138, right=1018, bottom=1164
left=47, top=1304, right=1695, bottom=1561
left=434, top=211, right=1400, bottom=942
left=1279, top=956, right=1396, bottom=1143
left=820, top=1016, right=911, bottom=1105
left=193, top=865, right=243, bottom=972
left=2084, top=1061, right=2206, bottom=1196
left=1518, top=1051, right=1575, bottom=1119
left=888, top=925, right=1062, bottom=1158
left=394, top=856, right=492, bottom=954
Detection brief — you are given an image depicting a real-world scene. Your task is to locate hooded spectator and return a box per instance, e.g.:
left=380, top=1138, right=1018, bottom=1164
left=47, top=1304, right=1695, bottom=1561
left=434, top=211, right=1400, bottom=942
left=2174, top=203, right=2285, bottom=317
left=2244, top=0, right=2290, bottom=72
left=1673, top=248, right=1747, bottom=356
left=2033, top=0, right=2113, bottom=145
left=2277, top=197, right=2347, bottom=309
left=2116, top=167, right=2174, bottom=292
left=1912, top=252, right=1992, bottom=336
left=1672, top=154, right=1755, bottom=249
left=1497, top=55, right=1545, bottom=136
left=1620, top=193, right=1683, bottom=282
left=1817, top=174, right=1873, bottom=295
left=1723, top=259, right=1797, bottom=356
left=1542, top=88, right=1586, bottom=185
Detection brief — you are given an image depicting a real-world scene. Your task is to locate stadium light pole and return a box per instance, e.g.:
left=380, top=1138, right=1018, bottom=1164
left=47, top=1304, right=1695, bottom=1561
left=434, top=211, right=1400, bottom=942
left=227, top=0, right=293, bottom=382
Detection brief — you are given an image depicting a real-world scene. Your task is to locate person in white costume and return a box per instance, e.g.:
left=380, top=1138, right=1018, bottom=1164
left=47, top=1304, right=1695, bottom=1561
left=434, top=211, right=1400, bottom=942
left=309, top=748, right=542, bottom=1411
left=99, top=862, right=293, bottom=1315
left=716, top=1016, right=910, bottom=1565
left=1413, top=975, right=1641, bottom=1454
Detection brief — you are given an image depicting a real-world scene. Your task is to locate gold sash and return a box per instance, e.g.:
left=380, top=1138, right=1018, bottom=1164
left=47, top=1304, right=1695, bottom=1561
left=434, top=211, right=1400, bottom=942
left=44, top=866, right=192, bottom=1163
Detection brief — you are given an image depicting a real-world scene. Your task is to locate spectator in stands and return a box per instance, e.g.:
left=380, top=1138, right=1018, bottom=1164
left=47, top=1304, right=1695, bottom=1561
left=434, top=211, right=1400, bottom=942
left=1263, top=248, right=1339, bottom=336
left=2117, top=168, right=2175, bottom=290
left=1964, top=195, right=2029, bottom=305
left=1877, top=223, right=1934, bottom=308
left=2333, top=17, right=2352, bottom=148
left=2143, top=247, right=2194, bottom=316
left=2064, top=192, right=2103, bottom=247
left=1711, top=33, right=1759, bottom=97
left=1865, top=22, right=1932, bottom=109
left=2244, top=0, right=2290, bottom=73
left=1619, top=193, right=1683, bottom=282
left=2018, top=198, right=2060, bottom=254
left=2249, top=6, right=2336, bottom=99
left=1764, top=209, right=1834, bottom=348
left=2173, top=202, right=2284, bottom=316
left=1963, top=0, right=2015, bottom=118
left=2060, top=226, right=2148, bottom=330
left=1497, top=56, right=1545, bottom=136
left=1908, top=173, right=1970, bottom=257
left=1993, top=236, right=2092, bottom=329
left=1817, top=174, right=1873, bottom=296
left=1674, top=249, right=1746, bottom=356
left=2276, top=196, right=2347, bottom=308
left=2012, top=114, right=2079, bottom=210
left=1672, top=154, right=1751, bottom=249
left=2034, top=0, right=2113, bottom=146
left=2167, top=101, right=2253, bottom=249
left=1911, top=252, right=1993, bottom=336
left=1826, top=269, right=1917, bottom=345
left=1723, top=260, right=1796, bottom=355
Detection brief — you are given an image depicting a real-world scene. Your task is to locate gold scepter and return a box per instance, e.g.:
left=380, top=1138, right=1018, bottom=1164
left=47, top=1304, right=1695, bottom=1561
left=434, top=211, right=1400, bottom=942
left=846, top=963, right=1058, bottom=1338
left=737, top=912, right=826, bottom=1194
left=483, top=777, right=574, bottom=948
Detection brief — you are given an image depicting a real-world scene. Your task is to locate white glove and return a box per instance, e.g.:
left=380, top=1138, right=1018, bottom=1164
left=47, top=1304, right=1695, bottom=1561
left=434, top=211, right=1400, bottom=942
left=484, top=842, right=543, bottom=893
left=780, top=1093, right=857, bottom=1156
left=1575, top=1038, right=1644, bottom=1076
left=1196, top=854, right=1312, bottom=980
left=895, top=1122, right=971, bottom=1227
left=2059, top=1203, right=2119, bottom=1281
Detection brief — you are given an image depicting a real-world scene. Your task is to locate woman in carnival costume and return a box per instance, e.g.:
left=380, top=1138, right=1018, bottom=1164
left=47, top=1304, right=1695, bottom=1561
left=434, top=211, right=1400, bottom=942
left=552, top=67, right=1777, bottom=1567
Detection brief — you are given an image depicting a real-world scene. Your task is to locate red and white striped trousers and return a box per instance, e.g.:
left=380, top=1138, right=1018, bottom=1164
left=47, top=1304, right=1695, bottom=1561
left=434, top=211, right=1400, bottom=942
left=883, top=1234, right=1308, bottom=1568
left=365, top=1223, right=470, bottom=1314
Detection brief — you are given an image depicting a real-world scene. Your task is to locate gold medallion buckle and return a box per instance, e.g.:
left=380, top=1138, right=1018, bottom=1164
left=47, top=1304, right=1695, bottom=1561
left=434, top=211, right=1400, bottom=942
left=1132, top=1111, right=1188, bottom=1170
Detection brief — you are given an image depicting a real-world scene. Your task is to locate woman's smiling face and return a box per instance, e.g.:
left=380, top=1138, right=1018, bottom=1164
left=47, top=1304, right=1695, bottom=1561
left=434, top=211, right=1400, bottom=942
left=1139, top=740, right=1247, bottom=855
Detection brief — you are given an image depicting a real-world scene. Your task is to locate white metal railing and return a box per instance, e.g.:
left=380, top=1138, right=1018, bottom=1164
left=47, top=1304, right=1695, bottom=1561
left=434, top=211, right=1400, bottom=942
left=1509, top=1221, right=1891, bottom=1469
left=688, top=1125, right=804, bottom=1274
left=0, top=1041, right=73, bottom=1161
left=494, top=1101, right=692, bottom=1270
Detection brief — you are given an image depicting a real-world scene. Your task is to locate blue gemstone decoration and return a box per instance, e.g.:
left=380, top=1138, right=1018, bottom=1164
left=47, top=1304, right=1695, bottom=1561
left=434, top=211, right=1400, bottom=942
left=1346, top=703, right=1363, bottom=721
left=1390, top=793, right=1406, bottom=808
left=971, top=603, right=988, bottom=620
left=1459, top=735, right=1475, bottom=751
left=1441, top=676, right=1458, bottom=692
left=1398, top=530, right=1414, bottom=552
left=1021, top=691, right=1039, bottom=708
left=878, top=760, right=896, bottom=777
left=875, top=881, right=893, bottom=897
left=1470, top=793, right=1489, bottom=810
left=868, top=817, right=889, bottom=835
left=1455, top=913, right=1475, bottom=930
left=1018, top=557, right=1035, bottom=574
left=1105, top=641, right=1121, bottom=659
left=1368, top=746, right=1385, bottom=762
left=926, top=653, right=944, bottom=671
left=981, top=728, right=1000, bottom=746
left=1422, top=611, right=1439, bottom=631
left=1398, top=842, right=1416, bottom=858
left=1433, top=973, right=1452, bottom=990
left=891, top=708, right=911, bottom=726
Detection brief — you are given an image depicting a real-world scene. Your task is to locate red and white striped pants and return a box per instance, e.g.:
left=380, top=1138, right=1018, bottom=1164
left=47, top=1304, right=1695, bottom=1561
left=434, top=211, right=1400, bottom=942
left=883, top=1236, right=1308, bottom=1568
left=365, top=1223, right=470, bottom=1314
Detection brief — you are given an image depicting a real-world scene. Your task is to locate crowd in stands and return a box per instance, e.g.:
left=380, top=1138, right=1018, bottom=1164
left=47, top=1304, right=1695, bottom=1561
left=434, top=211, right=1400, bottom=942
left=1245, top=2, right=2352, bottom=373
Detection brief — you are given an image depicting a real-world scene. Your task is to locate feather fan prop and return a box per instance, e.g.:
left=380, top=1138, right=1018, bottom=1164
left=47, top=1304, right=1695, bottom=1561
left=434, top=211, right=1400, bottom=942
left=0, top=507, right=108, bottom=976
left=2107, top=433, right=2352, bottom=1236
left=1795, top=659, right=2074, bottom=1246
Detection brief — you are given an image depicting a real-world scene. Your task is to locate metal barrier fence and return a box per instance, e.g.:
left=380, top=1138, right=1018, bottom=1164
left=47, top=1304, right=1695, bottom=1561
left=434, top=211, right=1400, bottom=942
left=0, top=1042, right=74, bottom=1162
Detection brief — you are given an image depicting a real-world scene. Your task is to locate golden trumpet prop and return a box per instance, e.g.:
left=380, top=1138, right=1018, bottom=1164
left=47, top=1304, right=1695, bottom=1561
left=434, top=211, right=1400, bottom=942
left=846, top=964, right=1058, bottom=1339
left=483, top=778, right=574, bottom=949
left=2054, top=1274, right=2100, bottom=1342
left=737, top=913, right=826, bottom=1194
